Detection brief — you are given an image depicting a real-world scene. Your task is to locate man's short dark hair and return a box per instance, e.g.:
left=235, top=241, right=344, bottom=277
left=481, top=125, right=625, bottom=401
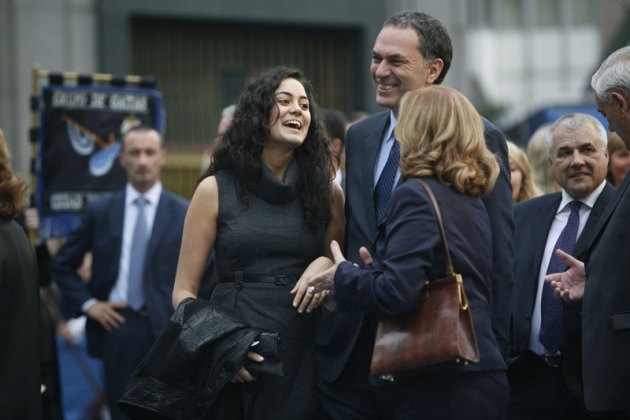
left=383, top=11, right=453, bottom=85
left=122, top=126, right=163, bottom=150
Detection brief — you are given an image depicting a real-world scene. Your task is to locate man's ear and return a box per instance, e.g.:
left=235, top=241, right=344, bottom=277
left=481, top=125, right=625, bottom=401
left=611, top=92, right=629, bottom=114
left=425, top=59, right=444, bottom=85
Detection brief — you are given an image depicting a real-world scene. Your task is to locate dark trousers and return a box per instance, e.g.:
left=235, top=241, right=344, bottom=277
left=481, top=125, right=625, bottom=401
left=40, top=298, right=64, bottom=420
left=102, top=309, right=153, bottom=420
left=507, top=350, right=593, bottom=420
left=320, top=366, right=508, bottom=420
left=319, top=317, right=381, bottom=420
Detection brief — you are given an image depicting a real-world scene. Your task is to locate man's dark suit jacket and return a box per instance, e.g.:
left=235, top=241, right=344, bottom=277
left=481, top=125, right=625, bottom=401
left=52, top=189, right=190, bottom=358
left=582, top=174, right=630, bottom=412
left=315, top=110, right=514, bottom=383
left=510, top=184, right=615, bottom=397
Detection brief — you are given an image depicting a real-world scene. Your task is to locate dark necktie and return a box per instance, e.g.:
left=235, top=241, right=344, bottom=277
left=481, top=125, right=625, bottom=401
left=128, top=197, right=149, bottom=310
left=374, top=136, right=400, bottom=225
left=539, top=200, right=581, bottom=354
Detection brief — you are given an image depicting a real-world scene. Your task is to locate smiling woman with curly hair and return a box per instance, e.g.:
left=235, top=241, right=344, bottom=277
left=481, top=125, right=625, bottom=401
left=173, top=66, right=345, bottom=418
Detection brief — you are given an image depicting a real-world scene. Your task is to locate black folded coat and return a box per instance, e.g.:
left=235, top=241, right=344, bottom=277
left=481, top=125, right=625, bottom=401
left=118, top=298, right=268, bottom=419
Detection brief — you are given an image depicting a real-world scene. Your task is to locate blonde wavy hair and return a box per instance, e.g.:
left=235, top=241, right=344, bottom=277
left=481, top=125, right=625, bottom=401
left=0, top=129, right=28, bottom=220
left=526, top=124, right=560, bottom=194
left=507, top=140, right=541, bottom=203
left=396, top=86, right=499, bottom=197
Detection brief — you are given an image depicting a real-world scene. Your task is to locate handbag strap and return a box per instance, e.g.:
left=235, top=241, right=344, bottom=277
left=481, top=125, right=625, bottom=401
left=415, top=178, right=455, bottom=277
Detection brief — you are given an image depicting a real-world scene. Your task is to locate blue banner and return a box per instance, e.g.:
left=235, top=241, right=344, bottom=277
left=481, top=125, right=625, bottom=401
left=36, top=85, right=164, bottom=239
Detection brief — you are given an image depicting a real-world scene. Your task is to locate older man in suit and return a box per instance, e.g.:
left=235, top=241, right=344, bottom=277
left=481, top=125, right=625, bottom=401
left=547, top=47, right=630, bottom=416
left=508, top=113, right=615, bottom=419
left=52, top=126, right=206, bottom=419
left=312, top=10, right=514, bottom=419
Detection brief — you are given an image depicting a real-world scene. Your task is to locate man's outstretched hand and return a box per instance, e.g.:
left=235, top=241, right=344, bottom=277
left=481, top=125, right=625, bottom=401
left=544, top=249, right=586, bottom=301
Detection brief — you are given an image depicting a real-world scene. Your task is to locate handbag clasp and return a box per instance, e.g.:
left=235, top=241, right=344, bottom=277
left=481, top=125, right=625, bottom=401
left=455, top=274, right=469, bottom=310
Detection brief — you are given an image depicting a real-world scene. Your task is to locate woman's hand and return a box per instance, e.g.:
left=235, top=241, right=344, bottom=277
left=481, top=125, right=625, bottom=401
left=307, top=240, right=346, bottom=294
left=291, top=256, right=333, bottom=313
left=231, top=351, right=264, bottom=383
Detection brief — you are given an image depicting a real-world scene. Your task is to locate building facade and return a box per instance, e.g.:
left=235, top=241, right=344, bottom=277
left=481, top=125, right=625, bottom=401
left=1, top=0, right=627, bottom=193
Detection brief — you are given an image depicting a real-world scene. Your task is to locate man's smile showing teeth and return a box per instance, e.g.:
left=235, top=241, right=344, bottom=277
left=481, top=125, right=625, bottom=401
left=283, top=120, right=302, bottom=129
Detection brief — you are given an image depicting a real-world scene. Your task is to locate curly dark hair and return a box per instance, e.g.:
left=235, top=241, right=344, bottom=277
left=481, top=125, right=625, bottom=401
left=201, top=66, right=334, bottom=230
left=0, top=129, right=28, bottom=220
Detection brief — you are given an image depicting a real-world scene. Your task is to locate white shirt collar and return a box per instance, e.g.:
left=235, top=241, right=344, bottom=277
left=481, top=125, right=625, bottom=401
left=558, top=180, right=607, bottom=213
left=125, top=182, right=162, bottom=207
left=383, top=111, right=398, bottom=143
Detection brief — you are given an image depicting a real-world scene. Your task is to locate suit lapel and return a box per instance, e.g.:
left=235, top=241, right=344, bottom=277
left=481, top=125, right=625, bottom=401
left=531, top=194, right=562, bottom=278
left=573, top=183, right=616, bottom=259
left=586, top=175, right=630, bottom=258
left=147, top=192, right=169, bottom=259
left=109, top=191, right=125, bottom=241
left=106, top=191, right=125, bottom=281
left=362, top=112, right=391, bottom=229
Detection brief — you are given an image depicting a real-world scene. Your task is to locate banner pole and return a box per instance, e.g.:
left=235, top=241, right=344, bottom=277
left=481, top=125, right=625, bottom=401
left=29, top=64, right=43, bottom=247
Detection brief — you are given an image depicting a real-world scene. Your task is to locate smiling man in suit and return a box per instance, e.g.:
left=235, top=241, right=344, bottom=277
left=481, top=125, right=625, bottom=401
left=52, top=126, right=198, bottom=419
left=313, top=10, right=514, bottom=419
left=508, top=113, right=614, bottom=419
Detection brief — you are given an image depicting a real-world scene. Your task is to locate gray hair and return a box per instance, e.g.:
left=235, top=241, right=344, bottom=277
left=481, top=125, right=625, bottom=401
left=591, top=46, right=630, bottom=105
left=546, top=113, right=608, bottom=155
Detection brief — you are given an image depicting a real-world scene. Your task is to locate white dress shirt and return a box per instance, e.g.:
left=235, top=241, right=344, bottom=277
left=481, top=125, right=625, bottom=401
left=373, top=111, right=401, bottom=189
left=82, top=182, right=162, bottom=311
left=528, top=180, right=607, bottom=355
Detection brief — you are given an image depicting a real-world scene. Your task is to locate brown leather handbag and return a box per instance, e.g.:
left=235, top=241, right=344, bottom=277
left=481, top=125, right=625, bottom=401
left=370, top=179, right=480, bottom=380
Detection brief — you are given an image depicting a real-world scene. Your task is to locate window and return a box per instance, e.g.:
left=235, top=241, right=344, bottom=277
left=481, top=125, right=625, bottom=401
left=537, top=0, right=560, bottom=26
left=498, top=0, right=523, bottom=28
left=572, top=0, right=594, bottom=25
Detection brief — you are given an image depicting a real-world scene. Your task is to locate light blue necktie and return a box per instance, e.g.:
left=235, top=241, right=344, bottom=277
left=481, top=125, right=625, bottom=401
left=374, top=136, right=400, bottom=225
left=128, top=197, right=148, bottom=310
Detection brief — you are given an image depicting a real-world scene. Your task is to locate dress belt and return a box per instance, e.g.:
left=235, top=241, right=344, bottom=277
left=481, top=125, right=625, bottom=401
left=116, top=307, right=149, bottom=317
left=527, top=350, right=563, bottom=368
left=218, top=271, right=300, bottom=286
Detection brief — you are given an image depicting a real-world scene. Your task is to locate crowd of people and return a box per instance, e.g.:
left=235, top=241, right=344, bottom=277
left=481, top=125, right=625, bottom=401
left=2, top=8, right=630, bottom=420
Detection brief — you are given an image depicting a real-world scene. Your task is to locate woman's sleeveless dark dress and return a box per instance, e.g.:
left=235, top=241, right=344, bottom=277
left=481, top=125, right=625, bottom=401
left=210, top=160, right=326, bottom=419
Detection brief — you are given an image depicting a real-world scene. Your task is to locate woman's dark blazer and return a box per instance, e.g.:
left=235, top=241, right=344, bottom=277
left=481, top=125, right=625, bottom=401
left=0, top=220, right=42, bottom=419
left=333, top=177, right=506, bottom=373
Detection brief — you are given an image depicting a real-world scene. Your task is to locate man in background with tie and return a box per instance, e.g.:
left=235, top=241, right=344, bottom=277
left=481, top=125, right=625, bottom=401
left=52, top=126, right=202, bottom=419
left=508, top=113, right=615, bottom=419
left=313, top=10, right=514, bottom=419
